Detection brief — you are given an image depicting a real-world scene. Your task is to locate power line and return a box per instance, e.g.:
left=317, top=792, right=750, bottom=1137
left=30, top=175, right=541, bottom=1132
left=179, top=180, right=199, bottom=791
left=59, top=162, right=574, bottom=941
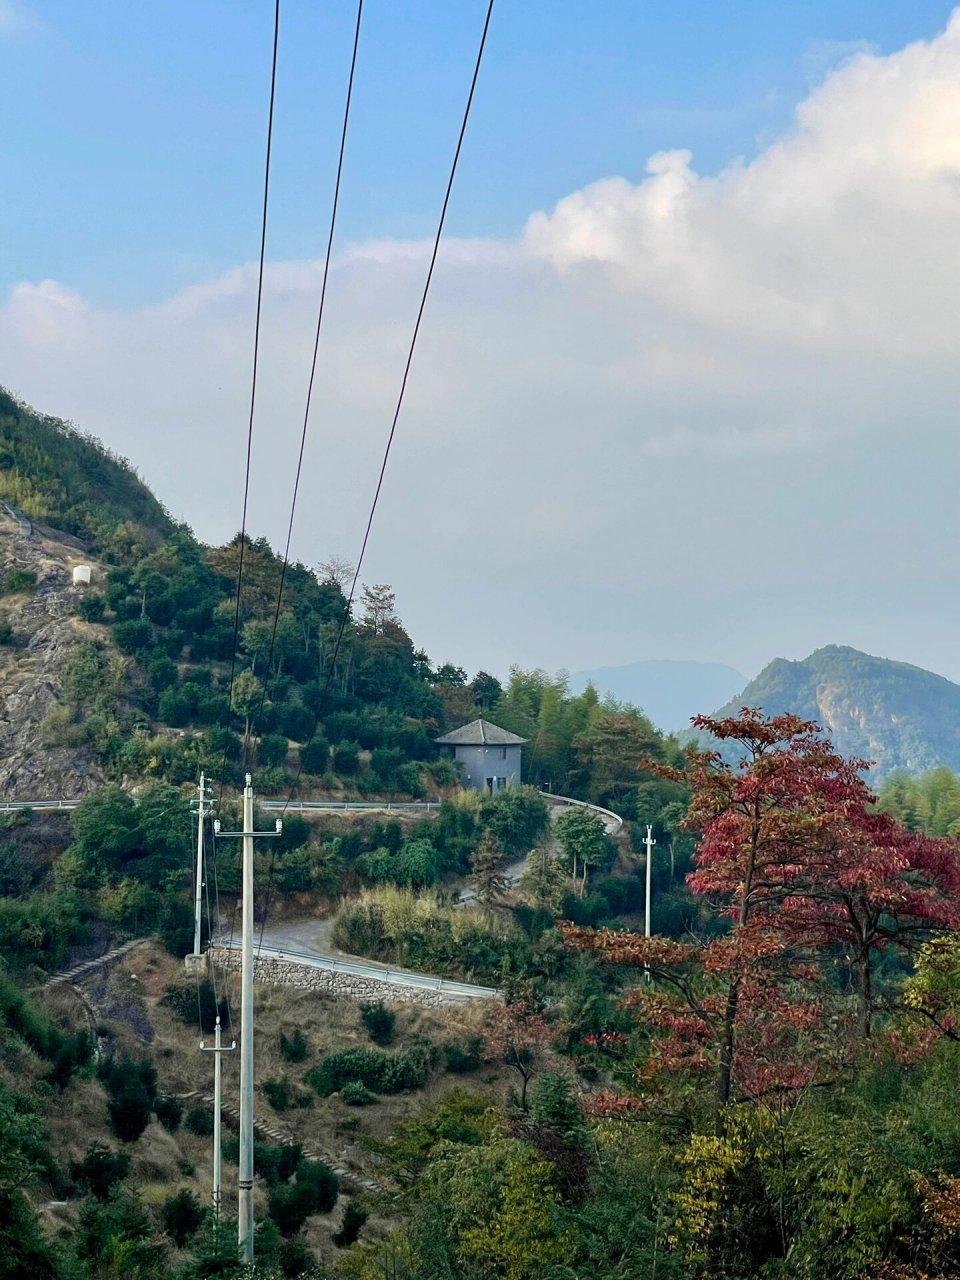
left=279, top=0, right=496, bottom=818
left=254, top=0, right=365, bottom=739
left=221, top=0, right=282, bottom=800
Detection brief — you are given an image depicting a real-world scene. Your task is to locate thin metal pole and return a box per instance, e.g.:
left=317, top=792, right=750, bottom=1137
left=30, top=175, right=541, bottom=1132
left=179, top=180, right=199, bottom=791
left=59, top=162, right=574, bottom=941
left=200, top=1015, right=235, bottom=1232
left=238, top=774, right=255, bottom=1263
left=644, top=824, right=656, bottom=985
left=193, top=772, right=208, bottom=956
left=213, top=1016, right=223, bottom=1220
left=644, top=824, right=656, bottom=939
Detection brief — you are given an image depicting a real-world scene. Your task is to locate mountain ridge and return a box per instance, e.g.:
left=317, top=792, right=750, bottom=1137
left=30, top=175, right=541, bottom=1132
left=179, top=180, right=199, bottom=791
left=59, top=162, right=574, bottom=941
left=704, top=644, right=960, bottom=781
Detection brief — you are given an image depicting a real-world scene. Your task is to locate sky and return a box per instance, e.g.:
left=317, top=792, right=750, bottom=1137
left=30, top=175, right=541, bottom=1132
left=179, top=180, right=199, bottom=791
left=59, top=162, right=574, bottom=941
left=2, top=0, right=960, bottom=686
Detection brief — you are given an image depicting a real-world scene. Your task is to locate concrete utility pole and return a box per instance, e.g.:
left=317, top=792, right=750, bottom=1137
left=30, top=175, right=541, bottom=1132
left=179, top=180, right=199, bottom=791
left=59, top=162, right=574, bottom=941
left=200, top=1015, right=235, bottom=1226
left=213, top=774, right=281, bottom=1266
left=644, top=824, right=656, bottom=939
left=644, top=824, right=656, bottom=985
left=192, top=773, right=215, bottom=956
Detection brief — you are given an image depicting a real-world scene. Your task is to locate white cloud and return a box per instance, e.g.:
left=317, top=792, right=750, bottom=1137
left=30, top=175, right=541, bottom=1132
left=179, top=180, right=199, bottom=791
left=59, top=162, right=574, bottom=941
left=5, top=13, right=960, bottom=685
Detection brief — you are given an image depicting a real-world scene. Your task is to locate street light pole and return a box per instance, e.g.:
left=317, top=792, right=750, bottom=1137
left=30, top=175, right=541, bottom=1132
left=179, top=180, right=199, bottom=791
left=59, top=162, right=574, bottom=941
left=644, top=824, right=656, bottom=941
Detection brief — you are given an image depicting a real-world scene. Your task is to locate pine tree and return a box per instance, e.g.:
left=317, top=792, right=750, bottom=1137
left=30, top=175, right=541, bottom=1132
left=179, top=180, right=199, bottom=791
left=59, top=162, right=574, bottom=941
left=470, top=830, right=509, bottom=916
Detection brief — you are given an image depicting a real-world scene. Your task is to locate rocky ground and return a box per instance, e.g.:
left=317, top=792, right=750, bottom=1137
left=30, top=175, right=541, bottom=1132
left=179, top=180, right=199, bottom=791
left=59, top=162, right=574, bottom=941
left=0, top=506, right=104, bottom=799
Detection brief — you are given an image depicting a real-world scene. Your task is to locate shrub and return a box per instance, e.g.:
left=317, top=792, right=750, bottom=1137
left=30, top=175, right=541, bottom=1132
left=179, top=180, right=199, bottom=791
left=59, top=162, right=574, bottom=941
left=278, top=703, right=316, bottom=743
left=333, top=1202, right=368, bottom=1248
left=162, top=1189, right=204, bottom=1248
left=185, top=1106, right=214, bottom=1136
left=2, top=569, right=37, bottom=595
left=279, top=1027, right=308, bottom=1064
left=112, top=618, right=153, bottom=654
left=158, top=897, right=194, bottom=957
left=153, top=1094, right=183, bottom=1132
left=257, top=733, right=290, bottom=768
left=99, top=1055, right=158, bottom=1142
left=299, top=737, right=329, bottom=775
left=332, top=742, right=360, bottom=775
left=340, top=1080, right=377, bottom=1107
left=268, top=1159, right=338, bottom=1236
left=71, top=1143, right=130, bottom=1200
left=263, top=1078, right=291, bottom=1112
left=443, top=1036, right=484, bottom=1075
left=163, top=978, right=230, bottom=1035
left=76, top=593, right=106, bottom=623
left=279, top=1238, right=313, bottom=1277
left=307, top=1044, right=435, bottom=1098
left=360, top=1002, right=396, bottom=1047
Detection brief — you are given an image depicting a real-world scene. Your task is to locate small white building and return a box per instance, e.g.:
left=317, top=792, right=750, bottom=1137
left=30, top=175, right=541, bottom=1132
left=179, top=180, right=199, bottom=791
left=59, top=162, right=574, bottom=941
left=435, top=718, right=527, bottom=793
left=72, top=565, right=92, bottom=587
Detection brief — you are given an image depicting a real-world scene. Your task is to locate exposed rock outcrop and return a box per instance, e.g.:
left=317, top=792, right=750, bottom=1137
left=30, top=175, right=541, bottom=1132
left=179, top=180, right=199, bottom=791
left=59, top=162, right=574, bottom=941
left=0, top=507, right=104, bottom=799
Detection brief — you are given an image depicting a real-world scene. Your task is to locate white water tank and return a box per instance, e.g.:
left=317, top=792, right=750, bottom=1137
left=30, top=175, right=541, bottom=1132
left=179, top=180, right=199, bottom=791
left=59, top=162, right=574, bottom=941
left=72, top=565, right=92, bottom=587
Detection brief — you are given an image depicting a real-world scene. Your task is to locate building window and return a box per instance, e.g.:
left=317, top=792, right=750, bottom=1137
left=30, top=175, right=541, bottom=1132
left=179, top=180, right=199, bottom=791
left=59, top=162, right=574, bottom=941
left=498, top=747, right=507, bottom=760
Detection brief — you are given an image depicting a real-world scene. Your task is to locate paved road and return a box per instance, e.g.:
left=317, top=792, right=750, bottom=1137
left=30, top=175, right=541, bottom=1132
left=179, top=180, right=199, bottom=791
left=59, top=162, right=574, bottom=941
left=7, top=790, right=622, bottom=1001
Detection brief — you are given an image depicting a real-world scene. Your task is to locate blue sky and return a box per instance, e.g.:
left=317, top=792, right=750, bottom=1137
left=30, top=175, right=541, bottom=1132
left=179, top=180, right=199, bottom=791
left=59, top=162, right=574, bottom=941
left=4, top=2, right=960, bottom=689
left=2, top=1, right=955, bottom=304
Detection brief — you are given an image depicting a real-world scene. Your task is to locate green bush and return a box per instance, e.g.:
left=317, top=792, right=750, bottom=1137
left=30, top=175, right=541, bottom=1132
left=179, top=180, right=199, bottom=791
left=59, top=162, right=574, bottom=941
left=340, top=1080, right=377, bottom=1107
left=332, top=742, right=360, bottom=775
left=2, top=569, right=37, bottom=595
left=153, top=1094, right=183, bottom=1132
left=162, top=1189, right=204, bottom=1247
left=185, top=1106, right=214, bottom=1137
left=158, top=896, right=194, bottom=957
left=333, top=1201, right=368, bottom=1248
left=307, top=1044, right=435, bottom=1098
left=279, top=1027, right=308, bottom=1064
left=263, top=1078, right=291, bottom=1112
left=360, top=1002, right=396, bottom=1047
left=299, top=737, right=329, bottom=775
left=258, top=732, right=290, bottom=768
left=76, top=593, right=106, bottom=623
left=268, top=1159, right=338, bottom=1236
left=71, top=1143, right=130, bottom=1200
left=162, top=978, right=230, bottom=1035
left=443, top=1036, right=484, bottom=1075
left=99, top=1055, right=158, bottom=1143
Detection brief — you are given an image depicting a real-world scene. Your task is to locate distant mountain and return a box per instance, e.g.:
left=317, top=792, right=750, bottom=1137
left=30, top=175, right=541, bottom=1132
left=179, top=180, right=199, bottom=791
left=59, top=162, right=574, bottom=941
left=568, top=659, right=747, bottom=732
left=702, top=645, right=960, bottom=781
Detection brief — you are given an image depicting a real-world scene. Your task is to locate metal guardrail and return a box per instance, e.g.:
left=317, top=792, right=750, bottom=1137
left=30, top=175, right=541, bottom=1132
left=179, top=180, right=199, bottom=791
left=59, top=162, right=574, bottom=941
left=539, top=790, right=624, bottom=833
left=0, top=798, right=439, bottom=814
left=260, top=800, right=440, bottom=812
left=0, top=798, right=81, bottom=812
left=212, top=940, right=500, bottom=1000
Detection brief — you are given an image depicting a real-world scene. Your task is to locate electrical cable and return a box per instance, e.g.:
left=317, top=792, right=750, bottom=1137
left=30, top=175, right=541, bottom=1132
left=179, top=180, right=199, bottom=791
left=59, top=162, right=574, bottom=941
left=252, top=0, right=364, bottom=748
left=278, top=0, right=496, bottom=824
left=219, top=0, right=282, bottom=801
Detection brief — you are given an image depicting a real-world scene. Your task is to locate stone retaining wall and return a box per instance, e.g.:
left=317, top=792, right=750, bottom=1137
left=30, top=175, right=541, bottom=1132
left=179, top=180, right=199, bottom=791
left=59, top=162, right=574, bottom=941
left=207, top=947, right=496, bottom=1009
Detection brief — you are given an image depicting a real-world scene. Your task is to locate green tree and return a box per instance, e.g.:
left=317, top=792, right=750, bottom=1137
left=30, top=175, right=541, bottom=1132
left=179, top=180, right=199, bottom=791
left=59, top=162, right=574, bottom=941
left=519, top=844, right=567, bottom=912
left=555, top=806, right=614, bottom=898
left=469, top=830, right=509, bottom=917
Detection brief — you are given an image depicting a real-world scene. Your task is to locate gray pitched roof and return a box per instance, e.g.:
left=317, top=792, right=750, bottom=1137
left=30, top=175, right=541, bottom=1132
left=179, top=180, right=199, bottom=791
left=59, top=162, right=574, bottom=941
left=434, top=718, right=527, bottom=746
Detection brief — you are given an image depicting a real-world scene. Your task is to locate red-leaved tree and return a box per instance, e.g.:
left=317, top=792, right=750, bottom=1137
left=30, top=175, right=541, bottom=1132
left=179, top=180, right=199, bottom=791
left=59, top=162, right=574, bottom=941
left=563, top=710, right=960, bottom=1132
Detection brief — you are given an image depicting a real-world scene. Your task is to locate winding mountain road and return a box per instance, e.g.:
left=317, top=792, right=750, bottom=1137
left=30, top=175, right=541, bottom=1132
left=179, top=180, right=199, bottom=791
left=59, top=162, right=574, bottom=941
left=7, top=791, right=622, bottom=1001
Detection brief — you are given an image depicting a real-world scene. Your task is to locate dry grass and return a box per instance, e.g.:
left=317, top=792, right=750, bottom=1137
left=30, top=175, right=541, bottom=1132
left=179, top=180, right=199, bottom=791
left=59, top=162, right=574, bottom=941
left=20, top=939, right=509, bottom=1266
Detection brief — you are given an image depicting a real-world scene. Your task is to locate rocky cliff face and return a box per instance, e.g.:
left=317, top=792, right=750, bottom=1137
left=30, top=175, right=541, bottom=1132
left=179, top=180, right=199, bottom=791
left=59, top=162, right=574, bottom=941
left=0, top=507, right=104, bottom=799
left=708, top=645, right=960, bottom=782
